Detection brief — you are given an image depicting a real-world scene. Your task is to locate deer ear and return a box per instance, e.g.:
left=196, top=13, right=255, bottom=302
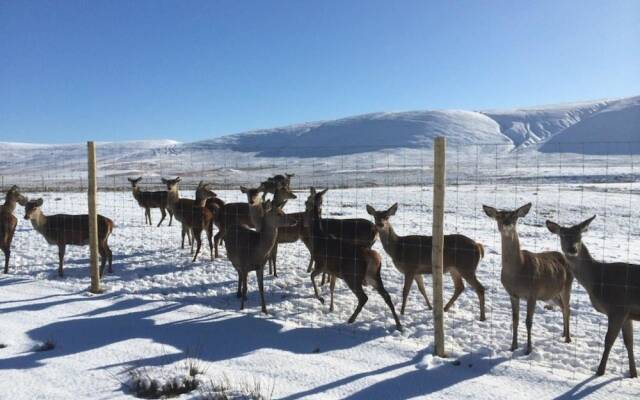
left=175, top=177, right=181, bottom=182
left=388, top=203, right=399, bottom=216
left=517, top=203, right=532, bottom=218
left=483, top=205, right=497, bottom=219
left=240, top=186, right=248, bottom=193
left=161, top=178, right=168, bottom=184
left=366, top=204, right=376, bottom=215
left=127, top=178, right=134, bottom=183
left=319, top=188, right=328, bottom=196
left=546, top=220, right=561, bottom=234
left=36, top=198, right=44, bottom=207
left=579, top=215, right=596, bottom=232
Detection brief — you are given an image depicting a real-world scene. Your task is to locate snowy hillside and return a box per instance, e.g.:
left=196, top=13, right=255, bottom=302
left=0, top=96, right=638, bottom=190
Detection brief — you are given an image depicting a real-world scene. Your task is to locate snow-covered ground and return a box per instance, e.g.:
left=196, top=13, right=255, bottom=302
left=2, top=182, right=639, bottom=399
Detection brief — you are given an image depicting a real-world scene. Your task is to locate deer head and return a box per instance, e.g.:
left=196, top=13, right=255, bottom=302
left=366, top=203, right=398, bottom=229
left=24, top=198, right=44, bottom=220
left=240, top=185, right=264, bottom=205
left=483, top=203, right=532, bottom=234
left=127, top=177, right=143, bottom=188
left=546, top=216, right=596, bottom=257
left=6, top=185, right=27, bottom=206
left=161, top=177, right=181, bottom=191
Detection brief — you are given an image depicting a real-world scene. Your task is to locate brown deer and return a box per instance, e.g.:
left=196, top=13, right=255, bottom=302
left=212, top=185, right=264, bottom=258
left=547, top=216, right=639, bottom=378
left=224, top=201, right=296, bottom=313
left=163, top=177, right=200, bottom=250
left=184, top=182, right=217, bottom=262
left=23, top=198, right=113, bottom=277
left=127, top=177, right=173, bottom=227
left=261, top=173, right=294, bottom=203
left=483, top=203, right=572, bottom=355
left=305, top=188, right=402, bottom=331
left=366, top=203, right=486, bottom=321
left=1, top=186, right=26, bottom=273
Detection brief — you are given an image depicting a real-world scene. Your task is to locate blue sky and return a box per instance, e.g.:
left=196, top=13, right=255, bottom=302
left=1, top=0, right=639, bottom=143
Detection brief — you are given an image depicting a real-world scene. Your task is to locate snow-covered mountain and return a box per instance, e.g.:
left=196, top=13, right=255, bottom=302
left=1, top=96, right=638, bottom=189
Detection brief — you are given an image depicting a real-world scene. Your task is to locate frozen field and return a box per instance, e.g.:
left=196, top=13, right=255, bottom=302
left=1, top=182, right=639, bottom=399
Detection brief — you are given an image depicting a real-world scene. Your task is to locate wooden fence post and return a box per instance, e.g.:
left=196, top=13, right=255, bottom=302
left=87, top=141, right=101, bottom=293
left=432, top=136, right=446, bottom=357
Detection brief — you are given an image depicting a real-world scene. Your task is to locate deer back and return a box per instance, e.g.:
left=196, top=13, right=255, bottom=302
left=41, top=214, right=112, bottom=246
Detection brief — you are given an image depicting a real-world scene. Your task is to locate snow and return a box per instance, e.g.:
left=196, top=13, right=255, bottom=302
left=1, top=183, right=639, bottom=399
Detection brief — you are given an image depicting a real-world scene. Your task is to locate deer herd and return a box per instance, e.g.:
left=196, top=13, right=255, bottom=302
left=0, top=176, right=638, bottom=378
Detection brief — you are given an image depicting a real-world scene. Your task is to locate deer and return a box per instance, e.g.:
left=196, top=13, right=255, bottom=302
left=1, top=185, right=26, bottom=273
left=483, top=203, right=573, bottom=355
left=212, top=185, right=265, bottom=258
left=127, top=177, right=173, bottom=227
left=261, top=173, right=294, bottom=203
left=305, top=188, right=402, bottom=331
left=366, top=203, right=486, bottom=321
left=547, top=216, right=639, bottom=378
left=180, top=182, right=217, bottom=262
left=224, top=200, right=297, bottom=313
left=23, top=198, right=113, bottom=277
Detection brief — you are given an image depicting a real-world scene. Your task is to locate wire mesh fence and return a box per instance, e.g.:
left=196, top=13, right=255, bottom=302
left=1, top=140, right=638, bottom=379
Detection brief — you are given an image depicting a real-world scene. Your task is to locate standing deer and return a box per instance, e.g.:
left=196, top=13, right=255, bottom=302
left=212, top=185, right=264, bottom=258
left=305, top=188, right=402, bottom=331
left=184, top=182, right=217, bottom=261
left=224, top=201, right=296, bottom=313
left=547, top=216, right=639, bottom=378
left=23, top=198, right=113, bottom=277
left=127, top=177, right=173, bottom=227
left=484, top=203, right=573, bottom=354
left=163, top=177, right=199, bottom=250
left=366, top=203, right=486, bottom=321
left=261, top=173, right=294, bottom=203
left=1, top=185, right=26, bottom=273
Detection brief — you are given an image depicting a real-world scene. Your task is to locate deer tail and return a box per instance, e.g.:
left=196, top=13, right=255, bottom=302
left=476, top=242, right=485, bottom=260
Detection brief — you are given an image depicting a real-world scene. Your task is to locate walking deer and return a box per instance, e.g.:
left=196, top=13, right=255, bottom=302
left=547, top=216, right=639, bottom=377
left=484, top=203, right=572, bottom=354
left=305, top=188, right=402, bottom=331
left=1, top=186, right=26, bottom=273
left=23, top=198, right=113, bottom=277
left=225, top=201, right=296, bottom=313
left=366, top=203, right=486, bottom=321
left=127, top=177, right=173, bottom=226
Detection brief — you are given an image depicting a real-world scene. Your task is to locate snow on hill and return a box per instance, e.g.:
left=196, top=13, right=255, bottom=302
left=0, top=96, right=638, bottom=189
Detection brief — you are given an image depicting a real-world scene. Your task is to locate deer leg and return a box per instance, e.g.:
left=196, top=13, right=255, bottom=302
left=207, top=223, right=214, bottom=261
left=347, top=282, right=368, bottom=324
left=57, top=244, right=66, bottom=277
left=597, top=314, right=626, bottom=376
left=444, top=270, right=465, bottom=312
left=525, top=298, right=536, bottom=355
left=107, top=245, right=113, bottom=273
left=622, top=319, right=637, bottom=378
left=145, top=208, right=151, bottom=225
left=271, top=244, right=278, bottom=277
left=214, top=229, right=224, bottom=258
left=98, top=245, right=107, bottom=277
left=2, top=247, right=9, bottom=274
left=400, top=272, right=414, bottom=315
left=181, top=225, right=186, bottom=249
left=236, top=273, right=242, bottom=298
left=168, top=210, right=174, bottom=226
left=257, top=268, right=267, bottom=314
left=375, top=274, right=403, bottom=332
left=461, top=271, right=486, bottom=321
left=306, top=256, right=314, bottom=273
left=560, top=293, right=571, bottom=343
left=414, top=274, right=432, bottom=311
left=310, top=268, right=325, bottom=304
left=240, top=272, right=248, bottom=310
left=192, top=228, right=202, bottom=262
left=329, top=274, right=336, bottom=312
left=320, top=273, right=327, bottom=286
left=157, top=208, right=166, bottom=227
left=510, top=295, right=520, bottom=351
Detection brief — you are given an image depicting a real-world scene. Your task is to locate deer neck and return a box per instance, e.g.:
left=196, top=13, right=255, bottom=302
left=249, top=202, right=264, bottom=231
left=566, top=243, right=596, bottom=287
left=499, top=228, right=525, bottom=270
left=2, top=197, right=17, bottom=214
left=167, top=188, right=180, bottom=206
left=29, top=210, right=48, bottom=236
left=378, top=224, right=400, bottom=259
